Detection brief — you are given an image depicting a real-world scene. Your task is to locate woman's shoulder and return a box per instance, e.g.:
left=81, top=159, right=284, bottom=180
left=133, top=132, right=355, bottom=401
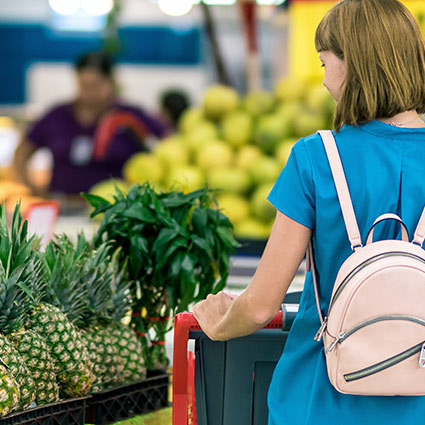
left=294, top=123, right=386, bottom=154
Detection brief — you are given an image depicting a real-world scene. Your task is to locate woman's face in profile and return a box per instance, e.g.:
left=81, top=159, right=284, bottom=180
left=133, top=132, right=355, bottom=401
left=320, top=51, right=347, bottom=102
left=76, top=68, right=115, bottom=109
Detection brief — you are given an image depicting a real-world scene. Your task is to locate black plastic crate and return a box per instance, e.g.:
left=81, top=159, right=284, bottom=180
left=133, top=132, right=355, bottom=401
left=86, top=373, right=170, bottom=425
left=235, top=238, right=267, bottom=256
left=0, top=397, right=88, bottom=425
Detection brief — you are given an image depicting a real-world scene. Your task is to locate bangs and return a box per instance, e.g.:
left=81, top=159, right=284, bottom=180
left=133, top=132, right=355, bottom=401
left=315, top=16, right=332, bottom=52
left=315, top=2, right=345, bottom=59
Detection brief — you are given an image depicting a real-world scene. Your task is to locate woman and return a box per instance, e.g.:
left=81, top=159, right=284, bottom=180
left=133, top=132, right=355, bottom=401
left=193, top=0, right=425, bottom=423
left=14, top=51, right=169, bottom=196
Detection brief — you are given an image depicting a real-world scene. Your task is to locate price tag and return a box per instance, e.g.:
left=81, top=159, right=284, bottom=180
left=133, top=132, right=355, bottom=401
left=24, top=201, right=60, bottom=246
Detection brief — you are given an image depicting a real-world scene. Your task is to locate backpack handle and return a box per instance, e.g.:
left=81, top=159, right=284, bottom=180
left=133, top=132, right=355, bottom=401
left=365, top=213, right=409, bottom=245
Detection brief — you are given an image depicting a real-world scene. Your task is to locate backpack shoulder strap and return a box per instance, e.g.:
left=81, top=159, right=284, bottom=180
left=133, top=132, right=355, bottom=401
left=310, top=130, right=363, bottom=332
left=318, top=130, right=362, bottom=250
left=413, top=207, right=425, bottom=246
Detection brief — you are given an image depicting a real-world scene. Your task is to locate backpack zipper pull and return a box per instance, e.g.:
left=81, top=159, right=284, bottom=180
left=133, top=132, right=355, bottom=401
left=314, top=317, right=328, bottom=342
left=326, top=332, right=346, bottom=354
left=418, top=342, right=425, bottom=368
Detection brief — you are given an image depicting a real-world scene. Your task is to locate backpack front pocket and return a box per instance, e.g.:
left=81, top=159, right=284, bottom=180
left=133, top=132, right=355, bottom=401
left=344, top=341, right=425, bottom=382
left=326, top=315, right=425, bottom=353
left=325, top=315, right=425, bottom=395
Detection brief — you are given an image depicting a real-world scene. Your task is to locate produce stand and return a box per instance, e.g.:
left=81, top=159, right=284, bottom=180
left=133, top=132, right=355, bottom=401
left=100, top=408, right=171, bottom=425
left=173, top=292, right=300, bottom=425
left=0, top=373, right=170, bottom=425
left=85, top=373, right=171, bottom=425
left=0, top=397, right=88, bottom=425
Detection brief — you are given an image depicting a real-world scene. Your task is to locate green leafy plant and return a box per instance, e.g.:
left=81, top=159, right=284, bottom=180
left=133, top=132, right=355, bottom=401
left=83, top=183, right=239, bottom=369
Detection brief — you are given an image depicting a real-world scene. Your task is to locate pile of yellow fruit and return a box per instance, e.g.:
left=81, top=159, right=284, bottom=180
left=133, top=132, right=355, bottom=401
left=92, top=78, right=335, bottom=240
left=0, top=180, right=46, bottom=218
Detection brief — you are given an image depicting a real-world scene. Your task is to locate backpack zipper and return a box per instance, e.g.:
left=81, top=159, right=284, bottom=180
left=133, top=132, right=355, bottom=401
left=328, top=252, right=425, bottom=315
left=344, top=341, right=425, bottom=382
left=314, top=317, right=328, bottom=341
left=326, top=315, right=425, bottom=353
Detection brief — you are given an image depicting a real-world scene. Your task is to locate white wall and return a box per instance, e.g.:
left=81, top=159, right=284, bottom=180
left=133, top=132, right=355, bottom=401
left=0, top=0, right=51, bottom=22
left=1, top=0, right=289, bottom=112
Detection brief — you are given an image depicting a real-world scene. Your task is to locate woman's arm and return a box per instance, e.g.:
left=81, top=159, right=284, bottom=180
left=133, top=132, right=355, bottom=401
left=193, top=210, right=312, bottom=341
left=13, top=138, right=43, bottom=194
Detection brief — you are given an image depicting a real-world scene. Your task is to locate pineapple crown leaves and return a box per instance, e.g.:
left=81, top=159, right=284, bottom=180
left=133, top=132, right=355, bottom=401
left=77, top=238, right=132, bottom=327
left=0, top=203, right=37, bottom=279
left=24, top=259, right=46, bottom=307
left=0, top=265, right=31, bottom=335
left=0, top=203, right=46, bottom=334
left=84, top=182, right=240, bottom=314
left=40, top=234, right=93, bottom=325
left=79, top=238, right=117, bottom=328
left=107, top=248, right=132, bottom=324
left=41, top=232, right=125, bottom=328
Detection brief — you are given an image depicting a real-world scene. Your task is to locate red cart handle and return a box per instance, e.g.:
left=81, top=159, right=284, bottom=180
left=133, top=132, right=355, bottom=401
left=172, top=311, right=283, bottom=425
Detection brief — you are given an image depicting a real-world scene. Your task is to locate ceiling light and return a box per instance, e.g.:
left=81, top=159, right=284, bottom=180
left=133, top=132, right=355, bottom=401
left=256, top=0, right=286, bottom=4
left=202, top=0, right=236, bottom=4
left=81, top=0, right=114, bottom=15
left=158, top=0, right=193, bottom=16
left=49, top=0, right=80, bottom=15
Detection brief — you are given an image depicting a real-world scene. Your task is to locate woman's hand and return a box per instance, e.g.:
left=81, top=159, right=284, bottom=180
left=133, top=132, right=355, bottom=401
left=193, top=212, right=311, bottom=342
left=193, top=291, right=237, bottom=341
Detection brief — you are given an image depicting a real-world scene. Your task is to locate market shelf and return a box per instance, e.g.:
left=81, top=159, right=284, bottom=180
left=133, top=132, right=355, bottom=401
left=0, top=396, right=88, bottom=425
left=86, top=372, right=170, bottom=425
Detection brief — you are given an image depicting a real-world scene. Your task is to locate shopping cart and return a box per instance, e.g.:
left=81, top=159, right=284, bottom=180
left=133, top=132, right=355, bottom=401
left=173, top=291, right=301, bottom=425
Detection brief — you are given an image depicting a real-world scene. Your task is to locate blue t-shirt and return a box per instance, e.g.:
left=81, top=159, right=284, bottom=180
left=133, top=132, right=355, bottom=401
left=267, top=120, right=425, bottom=425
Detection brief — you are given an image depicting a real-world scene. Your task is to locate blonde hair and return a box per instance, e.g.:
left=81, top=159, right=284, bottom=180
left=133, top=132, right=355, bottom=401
left=315, top=0, right=425, bottom=131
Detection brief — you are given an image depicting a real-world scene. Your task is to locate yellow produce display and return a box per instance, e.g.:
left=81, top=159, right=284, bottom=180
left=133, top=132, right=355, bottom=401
left=0, top=181, right=31, bottom=203
left=113, top=80, right=335, bottom=240
left=123, top=153, right=164, bottom=186
left=89, top=179, right=131, bottom=203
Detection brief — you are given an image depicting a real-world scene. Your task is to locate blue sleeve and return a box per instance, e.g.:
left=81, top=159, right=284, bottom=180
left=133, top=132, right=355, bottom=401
left=267, top=140, right=316, bottom=229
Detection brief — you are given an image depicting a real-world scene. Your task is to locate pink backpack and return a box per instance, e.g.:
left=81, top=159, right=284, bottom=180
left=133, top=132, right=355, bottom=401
left=309, top=130, right=425, bottom=395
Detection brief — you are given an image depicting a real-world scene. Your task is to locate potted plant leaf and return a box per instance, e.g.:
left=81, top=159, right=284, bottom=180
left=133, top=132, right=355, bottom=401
left=83, top=183, right=239, bottom=370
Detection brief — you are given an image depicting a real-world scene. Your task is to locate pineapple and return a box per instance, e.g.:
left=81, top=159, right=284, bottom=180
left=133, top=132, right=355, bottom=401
left=30, top=304, right=93, bottom=398
left=0, top=204, right=60, bottom=408
left=0, top=209, right=35, bottom=410
left=104, top=251, right=146, bottom=385
left=60, top=235, right=146, bottom=390
left=75, top=236, right=125, bottom=392
left=8, top=329, right=60, bottom=405
left=109, top=324, right=147, bottom=384
left=0, top=363, right=20, bottom=418
left=36, top=234, right=94, bottom=398
left=0, top=330, right=35, bottom=410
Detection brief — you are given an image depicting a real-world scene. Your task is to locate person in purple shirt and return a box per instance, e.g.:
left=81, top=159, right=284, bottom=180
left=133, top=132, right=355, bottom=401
left=14, top=51, right=170, bottom=196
